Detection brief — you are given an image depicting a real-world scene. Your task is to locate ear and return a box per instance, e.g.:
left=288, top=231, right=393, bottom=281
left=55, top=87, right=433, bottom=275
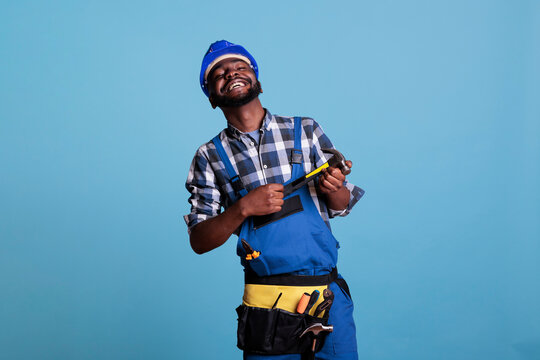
left=209, top=95, right=218, bottom=109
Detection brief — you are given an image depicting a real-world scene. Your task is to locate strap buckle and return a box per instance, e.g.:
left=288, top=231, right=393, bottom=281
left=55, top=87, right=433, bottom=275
left=291, top=149, right=303, bottom=164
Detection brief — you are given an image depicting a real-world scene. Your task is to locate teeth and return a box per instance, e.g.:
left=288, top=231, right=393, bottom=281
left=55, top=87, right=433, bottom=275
left=228, top=82, right=245, bottom=91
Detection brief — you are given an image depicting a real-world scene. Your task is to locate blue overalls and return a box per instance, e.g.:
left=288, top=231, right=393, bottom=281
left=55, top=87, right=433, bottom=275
left=212, top=117, right=358, bottom=360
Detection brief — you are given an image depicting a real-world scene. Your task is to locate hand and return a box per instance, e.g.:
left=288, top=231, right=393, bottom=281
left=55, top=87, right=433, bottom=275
left=318, top=160, right=353, bottom=194
left=239, top=183, right=284, bottom=217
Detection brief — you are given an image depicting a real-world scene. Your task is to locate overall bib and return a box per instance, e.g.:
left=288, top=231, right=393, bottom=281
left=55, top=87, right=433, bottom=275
left=212, top=118, right=358, bottom=360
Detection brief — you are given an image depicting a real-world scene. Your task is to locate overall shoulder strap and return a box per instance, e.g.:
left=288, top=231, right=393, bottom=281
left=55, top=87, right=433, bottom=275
left=290, top=117, right=304, bottom=174
left=211, top=135, right=248, bottom=202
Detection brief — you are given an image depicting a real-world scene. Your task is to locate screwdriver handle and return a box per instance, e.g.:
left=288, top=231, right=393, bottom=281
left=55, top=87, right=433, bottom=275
left=296, top=293, right=311, bottom=314
left=303, top=290, right=320, bottom=314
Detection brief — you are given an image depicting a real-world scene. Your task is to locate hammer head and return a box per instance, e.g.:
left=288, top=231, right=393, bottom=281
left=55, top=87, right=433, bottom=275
left=322, top=148, right=351, bottom=175
left=300, top=323, right=334, bottom=338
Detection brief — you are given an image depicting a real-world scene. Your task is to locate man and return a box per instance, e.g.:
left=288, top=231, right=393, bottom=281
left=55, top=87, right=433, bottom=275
left=184, top=40, right=364, bottom=360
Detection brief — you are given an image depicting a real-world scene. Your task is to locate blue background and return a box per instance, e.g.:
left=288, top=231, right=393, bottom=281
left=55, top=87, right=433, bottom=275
left=1, top=1, right=539, bottom=359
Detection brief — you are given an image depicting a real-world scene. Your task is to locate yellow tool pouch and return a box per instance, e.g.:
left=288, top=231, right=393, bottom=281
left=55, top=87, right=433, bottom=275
left=243, top=284, right=327, bottom=315
left=236, top=269, right=337, bottom=355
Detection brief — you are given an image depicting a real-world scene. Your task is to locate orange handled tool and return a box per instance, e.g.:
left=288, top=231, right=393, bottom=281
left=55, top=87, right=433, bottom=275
left=241, top=239, right=260, bottom=260
left=296, top=292, right=311, bottom=314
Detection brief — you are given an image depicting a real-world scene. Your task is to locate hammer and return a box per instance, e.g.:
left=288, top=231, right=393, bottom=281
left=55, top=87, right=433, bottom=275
left=283, top=148, right=351, bottom=197
left=322, top=148, right=351, bottom=175
left=300, top=323, right=334, bottom=359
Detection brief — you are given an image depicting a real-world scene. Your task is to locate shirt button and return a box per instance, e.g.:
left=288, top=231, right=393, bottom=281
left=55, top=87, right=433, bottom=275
left=263, top=164, right=268, bottom=169
left=250, top=142, right=254, bottom=146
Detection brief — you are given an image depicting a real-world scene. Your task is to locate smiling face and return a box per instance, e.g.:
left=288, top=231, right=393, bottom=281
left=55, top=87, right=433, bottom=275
left=207, top=58, right=262, bottom=108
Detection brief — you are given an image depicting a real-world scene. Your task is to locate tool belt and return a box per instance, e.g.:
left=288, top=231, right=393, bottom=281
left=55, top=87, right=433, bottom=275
left=236, top=268, right=338, bottom=355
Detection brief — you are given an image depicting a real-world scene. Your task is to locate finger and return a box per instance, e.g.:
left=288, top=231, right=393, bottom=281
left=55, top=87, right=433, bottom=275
left=272, top=190, right=284, bottom=199
left=324, top=174, right=343, bottom=188
left=326, top=168, right=345, bottom=183
left=320, top=182, right=338, bottom=193
left=320, top=177, right=339, bottom=192
left=317, top=176, right=329, bottom=193
left=327, top=166, right=343, bottom=176
left=268, top=192, right=284, bottom=203
left=268, top=183, right=284, bottom=192
left=272, top=205, right=282, bottom=213
left=333, top=166, right=346, bottom=178
left=345, top=160, right=353, bottom=168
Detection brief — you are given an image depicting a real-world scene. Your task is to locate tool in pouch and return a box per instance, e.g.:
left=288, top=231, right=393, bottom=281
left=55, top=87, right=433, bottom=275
left=313, top=288, right=334, bottom=318
left=241, top=239, right=260, bottom=260
left=296, top=290, right=319, bottom=314
left=300, top=323, right=334, bottom=360
left=298, top=289, right=334, bottom=360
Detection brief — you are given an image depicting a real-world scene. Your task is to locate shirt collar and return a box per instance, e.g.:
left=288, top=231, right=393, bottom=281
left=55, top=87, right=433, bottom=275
left=226, top=109, right=274, bottom=139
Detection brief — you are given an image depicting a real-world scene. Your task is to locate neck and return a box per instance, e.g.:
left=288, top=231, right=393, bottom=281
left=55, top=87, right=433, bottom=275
left=220, top=98, right=266, bottom=132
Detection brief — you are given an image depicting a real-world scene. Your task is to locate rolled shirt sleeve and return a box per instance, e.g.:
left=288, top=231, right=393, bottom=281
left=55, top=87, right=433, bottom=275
left=183, top=148, right=223, bottom=233
left=327, top=180, right=365, bottom=217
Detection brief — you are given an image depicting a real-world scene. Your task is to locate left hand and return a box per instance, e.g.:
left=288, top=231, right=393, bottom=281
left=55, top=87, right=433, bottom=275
left=318, top=160, right=353, bottom=194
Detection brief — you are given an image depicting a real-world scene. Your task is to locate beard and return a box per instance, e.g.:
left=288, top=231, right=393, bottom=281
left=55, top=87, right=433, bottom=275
left=211, top=81, right=262, bottom=108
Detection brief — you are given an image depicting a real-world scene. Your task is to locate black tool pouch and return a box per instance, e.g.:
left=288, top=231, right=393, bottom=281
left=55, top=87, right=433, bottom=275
left=236, top=305, right=329, bottom=355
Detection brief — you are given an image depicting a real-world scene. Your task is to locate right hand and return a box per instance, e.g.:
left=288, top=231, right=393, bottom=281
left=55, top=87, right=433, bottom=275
left=239, top=183, right=284, bottom=217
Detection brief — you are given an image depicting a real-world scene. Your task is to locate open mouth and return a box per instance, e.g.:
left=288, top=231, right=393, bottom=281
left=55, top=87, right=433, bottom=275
left=223, top=78, right=250, bottom=94
left=228, top=81, right=245, bottom=92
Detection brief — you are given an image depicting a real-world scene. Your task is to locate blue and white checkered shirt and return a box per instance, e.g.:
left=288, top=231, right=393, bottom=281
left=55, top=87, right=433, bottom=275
left=184, top=110, right=364, bottom=233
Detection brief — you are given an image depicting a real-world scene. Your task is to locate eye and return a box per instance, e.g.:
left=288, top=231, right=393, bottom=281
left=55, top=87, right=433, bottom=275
left=214, top=73, right=224, bottom=80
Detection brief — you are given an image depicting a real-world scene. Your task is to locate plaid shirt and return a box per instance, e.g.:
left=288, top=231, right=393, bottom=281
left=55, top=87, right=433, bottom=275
left=184, top=110, right=364, bottom=233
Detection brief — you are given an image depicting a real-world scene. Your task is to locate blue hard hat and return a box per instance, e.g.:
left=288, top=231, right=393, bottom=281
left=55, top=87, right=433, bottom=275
left=199, top=40, right=259, bottom=97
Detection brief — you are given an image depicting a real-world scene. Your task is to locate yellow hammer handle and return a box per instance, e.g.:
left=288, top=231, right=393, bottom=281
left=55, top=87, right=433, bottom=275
left=305, top=163, right=329, bottom=179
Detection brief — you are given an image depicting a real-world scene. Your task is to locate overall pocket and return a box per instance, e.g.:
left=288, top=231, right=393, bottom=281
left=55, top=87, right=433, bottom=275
left=245, top=254, right=271, bottom=277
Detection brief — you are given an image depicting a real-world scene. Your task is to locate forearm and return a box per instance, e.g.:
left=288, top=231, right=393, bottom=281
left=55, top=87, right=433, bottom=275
left=324, top=186, right=350, bottom=211
left=189, top=201, right=247, bottom=254
left=189, top=183, right=285, bottom=254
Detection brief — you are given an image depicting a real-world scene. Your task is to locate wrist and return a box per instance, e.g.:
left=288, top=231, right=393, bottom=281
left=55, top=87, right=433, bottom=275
left=325, top=186, right=350, bottom=210
left=235, top=197, right=251, bottom=218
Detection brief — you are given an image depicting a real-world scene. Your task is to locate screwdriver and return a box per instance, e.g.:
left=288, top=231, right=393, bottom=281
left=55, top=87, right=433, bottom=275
left=303, top=290, right=320, bottom=315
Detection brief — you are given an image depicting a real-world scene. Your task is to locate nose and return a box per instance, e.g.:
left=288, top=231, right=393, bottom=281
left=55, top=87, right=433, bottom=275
left=224, top=68, right=238, bottom=79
